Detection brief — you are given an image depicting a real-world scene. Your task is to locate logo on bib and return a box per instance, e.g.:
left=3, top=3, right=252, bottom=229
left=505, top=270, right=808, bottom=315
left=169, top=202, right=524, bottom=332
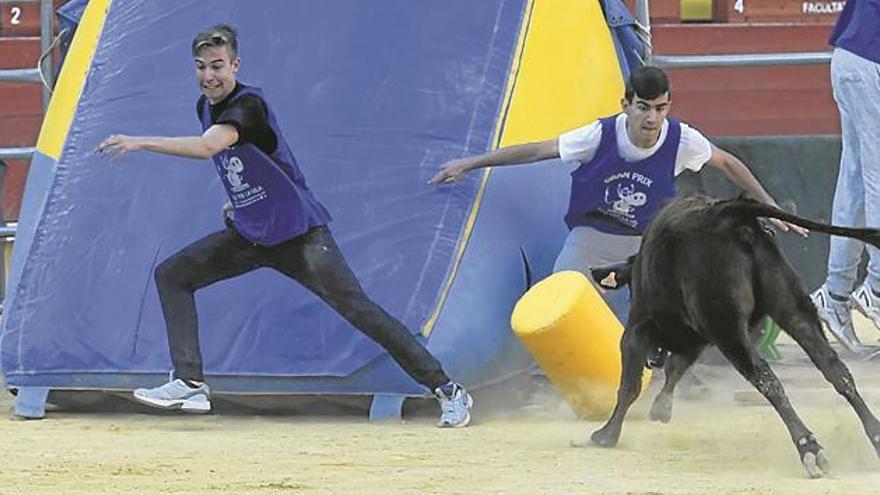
left=605, top=183, right=646, bottom=217
left=223, top=156, right=245, bottom=188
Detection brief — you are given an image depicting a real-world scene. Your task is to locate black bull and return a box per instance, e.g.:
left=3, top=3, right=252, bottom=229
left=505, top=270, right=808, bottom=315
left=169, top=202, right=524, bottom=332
left=583, top=195, right=880, bottom=478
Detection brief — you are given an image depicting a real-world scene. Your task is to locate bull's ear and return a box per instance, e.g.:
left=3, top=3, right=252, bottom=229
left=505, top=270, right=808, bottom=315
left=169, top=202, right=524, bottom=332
left=599, top=271, right=619, bottom=289
left=591, top=258, right=635, bottom=290
left=591, top=267, right=621, bottom=289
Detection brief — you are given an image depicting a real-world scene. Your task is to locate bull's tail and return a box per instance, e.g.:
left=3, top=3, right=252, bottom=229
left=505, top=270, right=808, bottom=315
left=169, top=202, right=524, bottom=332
left=716, top=198, right=880, bottom=248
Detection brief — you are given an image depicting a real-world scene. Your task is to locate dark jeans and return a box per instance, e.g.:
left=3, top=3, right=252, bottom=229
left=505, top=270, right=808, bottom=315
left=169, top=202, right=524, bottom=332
left=154, top=225, right=450, bottom=390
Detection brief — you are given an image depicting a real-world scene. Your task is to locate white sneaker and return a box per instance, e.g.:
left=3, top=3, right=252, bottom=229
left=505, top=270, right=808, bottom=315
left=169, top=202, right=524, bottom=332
left=434, top=382, right=473, bottom=428
left=851, top=282, right=880, bottom=330
left=811, top=286, right=864, bottom=353
left=133, top=378, right=211, bottom=413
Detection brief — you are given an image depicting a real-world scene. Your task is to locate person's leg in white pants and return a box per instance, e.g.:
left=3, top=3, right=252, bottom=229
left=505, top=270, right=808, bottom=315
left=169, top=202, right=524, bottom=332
left=826, top=49, right=880, bottom=296
left=814, top=48, right=880, bottom=350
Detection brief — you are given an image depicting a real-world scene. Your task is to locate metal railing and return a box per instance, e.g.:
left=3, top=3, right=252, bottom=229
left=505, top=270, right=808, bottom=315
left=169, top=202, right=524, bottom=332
left=0, top=223, right=15, bottom=238
left=0, top=0, right=56, bottom=251
left=38, top=0, right=54, bottom=104
left=0, top=146, right=36, bottom=160
left=0, top=0, right=56, bottom=160
left=635, top=0, right=833, bottom=69
left=0, top=0, right=54, bottom=297
left=651, top=52, right=832, bottom=69
left=0, top=66, right=41, bottom=83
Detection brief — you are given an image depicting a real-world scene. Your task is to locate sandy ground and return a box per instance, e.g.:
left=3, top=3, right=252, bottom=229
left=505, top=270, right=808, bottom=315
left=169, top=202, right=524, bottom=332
left=3, top=321, right=880, bottom=494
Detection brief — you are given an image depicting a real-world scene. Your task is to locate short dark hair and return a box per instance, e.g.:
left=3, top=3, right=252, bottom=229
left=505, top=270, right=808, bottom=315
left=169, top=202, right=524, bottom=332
left=624, top=66, right=670, bottom=102
left=192, top=24, right=239, bottom=59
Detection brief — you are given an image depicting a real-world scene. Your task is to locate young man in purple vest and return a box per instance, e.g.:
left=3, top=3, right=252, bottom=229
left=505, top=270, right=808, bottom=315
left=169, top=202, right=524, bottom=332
left=431, top=65, right=806, bottom=367
left=810, top=0, right=880, bottom=355
left=96, top=25, right=472, bottom=427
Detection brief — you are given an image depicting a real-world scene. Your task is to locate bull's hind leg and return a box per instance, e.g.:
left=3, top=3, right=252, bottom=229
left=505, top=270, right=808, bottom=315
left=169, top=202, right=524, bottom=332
left=649, top=345, right=706, bottom=423
left=581, top=321, right=652, bottom=448
left=757, top=244, right=880, bottom=462
left=773, top=303, right=880, bottom=460
left=713, top=324, right=829, bottom=478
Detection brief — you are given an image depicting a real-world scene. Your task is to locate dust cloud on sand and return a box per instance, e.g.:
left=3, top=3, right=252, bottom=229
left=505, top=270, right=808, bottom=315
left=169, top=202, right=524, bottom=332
left=2, top=319, right=880, bottom=494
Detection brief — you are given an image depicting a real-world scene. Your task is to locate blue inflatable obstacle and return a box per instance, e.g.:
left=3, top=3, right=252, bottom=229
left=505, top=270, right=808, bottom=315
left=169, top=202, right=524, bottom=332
left=2, top=0, right=643, bottom=418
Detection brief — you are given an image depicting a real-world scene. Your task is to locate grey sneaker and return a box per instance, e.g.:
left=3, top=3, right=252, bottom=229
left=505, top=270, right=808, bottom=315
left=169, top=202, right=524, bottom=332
left=851, top=282, right=880, bottom=330
left=434, top=382, right=473, bottom=428
left=133, top=378, right=211, bottom=413
left=811, top=285, right=864, bottom=353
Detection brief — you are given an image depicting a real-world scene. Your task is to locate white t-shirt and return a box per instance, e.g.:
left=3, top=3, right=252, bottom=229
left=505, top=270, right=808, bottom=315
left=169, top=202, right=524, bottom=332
left=557, top=114, right=713, bottom=176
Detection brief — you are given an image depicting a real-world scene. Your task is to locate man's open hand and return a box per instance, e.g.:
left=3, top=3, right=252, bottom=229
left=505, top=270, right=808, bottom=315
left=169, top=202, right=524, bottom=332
left=95, top=134, right=142, bottom=162
left=429, top=158, right=474, bottom=185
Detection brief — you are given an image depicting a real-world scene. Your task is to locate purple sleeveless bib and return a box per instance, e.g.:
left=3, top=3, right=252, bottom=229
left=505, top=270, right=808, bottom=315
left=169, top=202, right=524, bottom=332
left=564, top=114, right=680, bottom=235
left=199, top=85, right=331, bottom=245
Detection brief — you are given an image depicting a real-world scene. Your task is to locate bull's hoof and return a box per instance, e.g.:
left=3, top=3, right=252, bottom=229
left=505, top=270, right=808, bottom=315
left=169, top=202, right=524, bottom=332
left=796, top=434, right=830, bottom=479
left=569, top=431, right=617, bottom=448
left=649, top=395, right=673, bottom=423
left=802, top=450, right=830, bottom=479
left=586, top=427, right=619, bottom=448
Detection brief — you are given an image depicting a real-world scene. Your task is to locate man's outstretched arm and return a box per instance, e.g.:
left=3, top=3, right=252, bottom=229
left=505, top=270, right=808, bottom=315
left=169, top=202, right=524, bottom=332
left=706, top=143, right=808, bottom=237
left=429, top=138, right=559, bottom=185
left=96, top=124, right=239, bottom=161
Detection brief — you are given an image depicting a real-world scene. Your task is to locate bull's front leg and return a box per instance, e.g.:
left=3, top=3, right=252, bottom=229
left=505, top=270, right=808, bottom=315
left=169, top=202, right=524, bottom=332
left=649, top=345, right=706, bottom=423
left=575, top=322, right=651, bottom=448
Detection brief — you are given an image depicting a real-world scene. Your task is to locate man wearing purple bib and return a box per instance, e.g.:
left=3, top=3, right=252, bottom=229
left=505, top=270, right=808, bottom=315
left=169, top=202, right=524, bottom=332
left=431, top=66, right=805, bottom=367
left=97, top=25, right=472, bottom=427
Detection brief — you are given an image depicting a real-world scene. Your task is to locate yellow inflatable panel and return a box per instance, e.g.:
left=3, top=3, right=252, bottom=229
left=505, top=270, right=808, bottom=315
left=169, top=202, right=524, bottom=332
left=37, top=0, right=112, bottom=160
left=423, top=0, right=626, bottom=335
left=511, top=271, right=650, bottom=419
left=499, top=0, right=624, bottom=146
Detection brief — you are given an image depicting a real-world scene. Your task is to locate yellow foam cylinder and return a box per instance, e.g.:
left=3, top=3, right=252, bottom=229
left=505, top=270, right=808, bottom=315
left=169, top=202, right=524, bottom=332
left=511, top=271, right=650, bottom=419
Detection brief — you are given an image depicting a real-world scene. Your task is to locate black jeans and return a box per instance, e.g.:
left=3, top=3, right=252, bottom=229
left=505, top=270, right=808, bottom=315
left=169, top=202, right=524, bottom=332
left=154, top=225, right=450, bottom=390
